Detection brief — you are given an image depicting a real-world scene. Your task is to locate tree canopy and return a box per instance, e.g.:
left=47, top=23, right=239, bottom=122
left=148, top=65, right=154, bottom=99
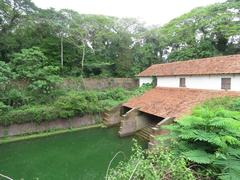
left=0, top=0, right=239, bottom=77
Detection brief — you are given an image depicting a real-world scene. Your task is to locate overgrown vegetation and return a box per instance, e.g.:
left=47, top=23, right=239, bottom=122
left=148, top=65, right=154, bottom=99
left=0, top=85, right=151, bottom=126
left=109, top=97, right=240, bottom=179
left=107, top=140, right=195, bottom=180
left=0, top=41, right=152, bottom=126
left=157, top=97, right=240, bottom=179
left=1, top=0, right=239, bottom=77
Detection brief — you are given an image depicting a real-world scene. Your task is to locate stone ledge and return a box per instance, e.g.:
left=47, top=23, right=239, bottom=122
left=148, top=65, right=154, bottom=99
left=0, top=114, right=100, bottom=138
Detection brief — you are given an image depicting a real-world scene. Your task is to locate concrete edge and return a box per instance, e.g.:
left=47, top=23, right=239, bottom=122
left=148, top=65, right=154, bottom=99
left=0, top=123, right=104, bottom=145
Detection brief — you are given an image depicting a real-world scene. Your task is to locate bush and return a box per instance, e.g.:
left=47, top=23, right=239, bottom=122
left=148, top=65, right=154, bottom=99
left=0, top=61, right=15, bottom=91
left=3, top=89, right=30, bottom=108
left=0, top=85, right=152, bottom=126
left=158, top=97, right=240, bottom=179
left=11, top=47, right=47, bottom=79
left=0, top=101, right=11, bottom=114
left=0, top=105, right=75, bottom=126
left=54, top=91, right=101, bottom=115
left=11, top=47, right=62, bottom=94
left=29, top=66, right=62, bottom=94
left=107, top=140, right=195, bottom=180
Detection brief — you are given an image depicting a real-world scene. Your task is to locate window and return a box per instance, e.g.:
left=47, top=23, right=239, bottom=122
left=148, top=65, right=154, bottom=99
left=179, top=78, right=186, bottom=87
left=221, top=78, right=231, bottom=90
left=152, top=76, right=157, bottom=87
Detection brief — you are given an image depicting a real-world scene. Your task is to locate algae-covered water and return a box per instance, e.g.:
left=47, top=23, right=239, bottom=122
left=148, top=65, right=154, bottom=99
left=0, top=127, right=147, bottom=180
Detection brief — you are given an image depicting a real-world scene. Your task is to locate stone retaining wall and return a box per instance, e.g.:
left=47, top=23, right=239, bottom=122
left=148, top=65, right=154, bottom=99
left=61, top=78, right=138, bottom=90
left=103, top=105, right=122, bottom=127
left=0, top=115, right=100, bottom=138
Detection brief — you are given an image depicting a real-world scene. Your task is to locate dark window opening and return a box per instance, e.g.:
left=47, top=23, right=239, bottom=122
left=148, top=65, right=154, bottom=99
left=221, top=78, right=231, bottom=90
left=152, top=76, right=157, bottom=87
left=179, top=78, right=186, bottom=87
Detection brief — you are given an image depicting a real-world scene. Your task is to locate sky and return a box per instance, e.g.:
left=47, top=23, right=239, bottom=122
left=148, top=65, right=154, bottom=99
left=32, top=0, right=226, bottom=26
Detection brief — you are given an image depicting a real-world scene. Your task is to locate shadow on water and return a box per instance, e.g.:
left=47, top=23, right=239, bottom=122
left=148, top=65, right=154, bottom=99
left=0, top=127, right=147, bottom=180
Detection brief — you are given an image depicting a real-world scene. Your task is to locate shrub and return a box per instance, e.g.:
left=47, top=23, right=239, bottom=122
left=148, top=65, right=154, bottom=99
left=0, top=85, right=152, bottom=126
left=54, top=91, right=101, bottom=115
left=0, top=105, right=74, bottom=126
left=0, top=61, right=15, bottom=91
left=0, top=101, right=10, bottom=114
left=29, top=66, right=62, bottom=94
left=158, top=97, right=240, bottom=179
left=11, top=47, right=62, bottom=94
left=107, top=140, right=195, bottom=180
left=3, top=89, right=30, bottom=108
left=11, top=47, right=47, bottom=79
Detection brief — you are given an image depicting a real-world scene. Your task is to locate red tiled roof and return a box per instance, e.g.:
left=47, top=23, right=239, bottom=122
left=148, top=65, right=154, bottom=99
left=138, top=55, right=240, bottom=77
left=123, top=88, right=240, bottom=119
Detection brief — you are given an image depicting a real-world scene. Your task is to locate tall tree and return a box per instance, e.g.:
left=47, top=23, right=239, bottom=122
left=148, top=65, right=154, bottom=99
left=0, top=0, right=37, bottom=61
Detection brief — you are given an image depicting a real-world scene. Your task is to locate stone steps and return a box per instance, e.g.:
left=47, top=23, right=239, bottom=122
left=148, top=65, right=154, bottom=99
left=135, top=127, right=153, bottom=141
left=102, top=112, right=110, bottom=125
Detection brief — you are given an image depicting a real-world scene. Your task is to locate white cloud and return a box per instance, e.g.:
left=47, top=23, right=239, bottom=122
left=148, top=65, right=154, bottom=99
left=32, top=0, right=226, bottom=25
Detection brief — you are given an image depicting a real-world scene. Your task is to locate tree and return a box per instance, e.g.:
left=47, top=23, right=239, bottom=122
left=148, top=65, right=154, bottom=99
left=11, top=47, right=62, bottom=94
left=157, top=0, right=240, bottom=61
left=0, top=0, right=37, bottom=61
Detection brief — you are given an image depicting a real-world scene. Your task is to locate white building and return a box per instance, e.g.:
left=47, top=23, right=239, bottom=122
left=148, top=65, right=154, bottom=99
left=138, top=55, right=240, bottom=91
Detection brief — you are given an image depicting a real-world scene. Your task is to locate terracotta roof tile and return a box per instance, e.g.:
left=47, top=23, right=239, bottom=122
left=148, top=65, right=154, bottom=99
left=123, top=88, right=240, bottom=119
left=138, top=55, right=240, bottom=77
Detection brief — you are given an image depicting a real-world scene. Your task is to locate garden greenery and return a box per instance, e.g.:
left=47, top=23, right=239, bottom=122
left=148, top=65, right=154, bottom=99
left=158, top=97, right=240, bottom=179
left=11, top=47, right=62, bottom=94
left=0, top=46, right=152, bottom=126
left=107, top=140, right=195, bottom=180
left=0, top=85, right=152, bottom=126
left=0, top=61, right=15, bottom=91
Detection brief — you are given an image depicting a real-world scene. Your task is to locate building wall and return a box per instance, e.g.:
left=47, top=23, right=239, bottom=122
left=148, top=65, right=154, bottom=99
left=139, top=77, right=153, bottom=86
left=139, top=74, right=240, bottom=91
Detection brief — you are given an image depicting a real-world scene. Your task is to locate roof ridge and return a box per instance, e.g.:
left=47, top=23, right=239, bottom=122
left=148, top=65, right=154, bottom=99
left=138, top=54, right=240, bottom=77
left=153, top=54, right=240, bottom=66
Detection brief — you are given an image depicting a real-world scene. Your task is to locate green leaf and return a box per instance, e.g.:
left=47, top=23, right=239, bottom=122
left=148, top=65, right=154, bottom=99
left=183, top=150, right=214, bottom=164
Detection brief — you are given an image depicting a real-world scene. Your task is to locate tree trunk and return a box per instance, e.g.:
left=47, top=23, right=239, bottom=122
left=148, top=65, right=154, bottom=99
left=81, top=43, right=85, bottom=74
left=81, top=43, right=86, bottom=89
left=61, top=36, right=64, bottom=68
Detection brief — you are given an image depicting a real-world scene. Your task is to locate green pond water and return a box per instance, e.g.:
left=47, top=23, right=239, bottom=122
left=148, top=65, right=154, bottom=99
left=0, top=127, right=147, bottom=180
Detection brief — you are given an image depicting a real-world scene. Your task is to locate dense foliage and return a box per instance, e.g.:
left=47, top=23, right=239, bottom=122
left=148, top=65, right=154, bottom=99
left=0, top=85, right=152, bottom=126
left=0, top=61, right=15, bottom=91
left=0, top=0, right=239, bottom=77
left=10, top=47, right=62, bottom=94
left=159, top=0, right=240, bottom=61
left=158, top=97, right=240, bottom=179
left=107, top=140, right=195, bottom=180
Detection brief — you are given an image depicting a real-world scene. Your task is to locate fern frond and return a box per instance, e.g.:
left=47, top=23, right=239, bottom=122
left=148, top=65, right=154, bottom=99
left=224, top=147, right=240, bottom=158
left=214, top=158, right=240, bottom=180
left=215, top=109, right=240, bottom=121
left=183, top=150, right=214, bottom=164
left=219, top=171, right=240, bottom=180
left=221, top=136, right=240, bottom=146
left=179, top=129, right=227, bottom=148
left=192, top=107, right=215, bottom=119
left=178, top=116, right=206, bottom=127
left=209, top=117, right=240, bottom=131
